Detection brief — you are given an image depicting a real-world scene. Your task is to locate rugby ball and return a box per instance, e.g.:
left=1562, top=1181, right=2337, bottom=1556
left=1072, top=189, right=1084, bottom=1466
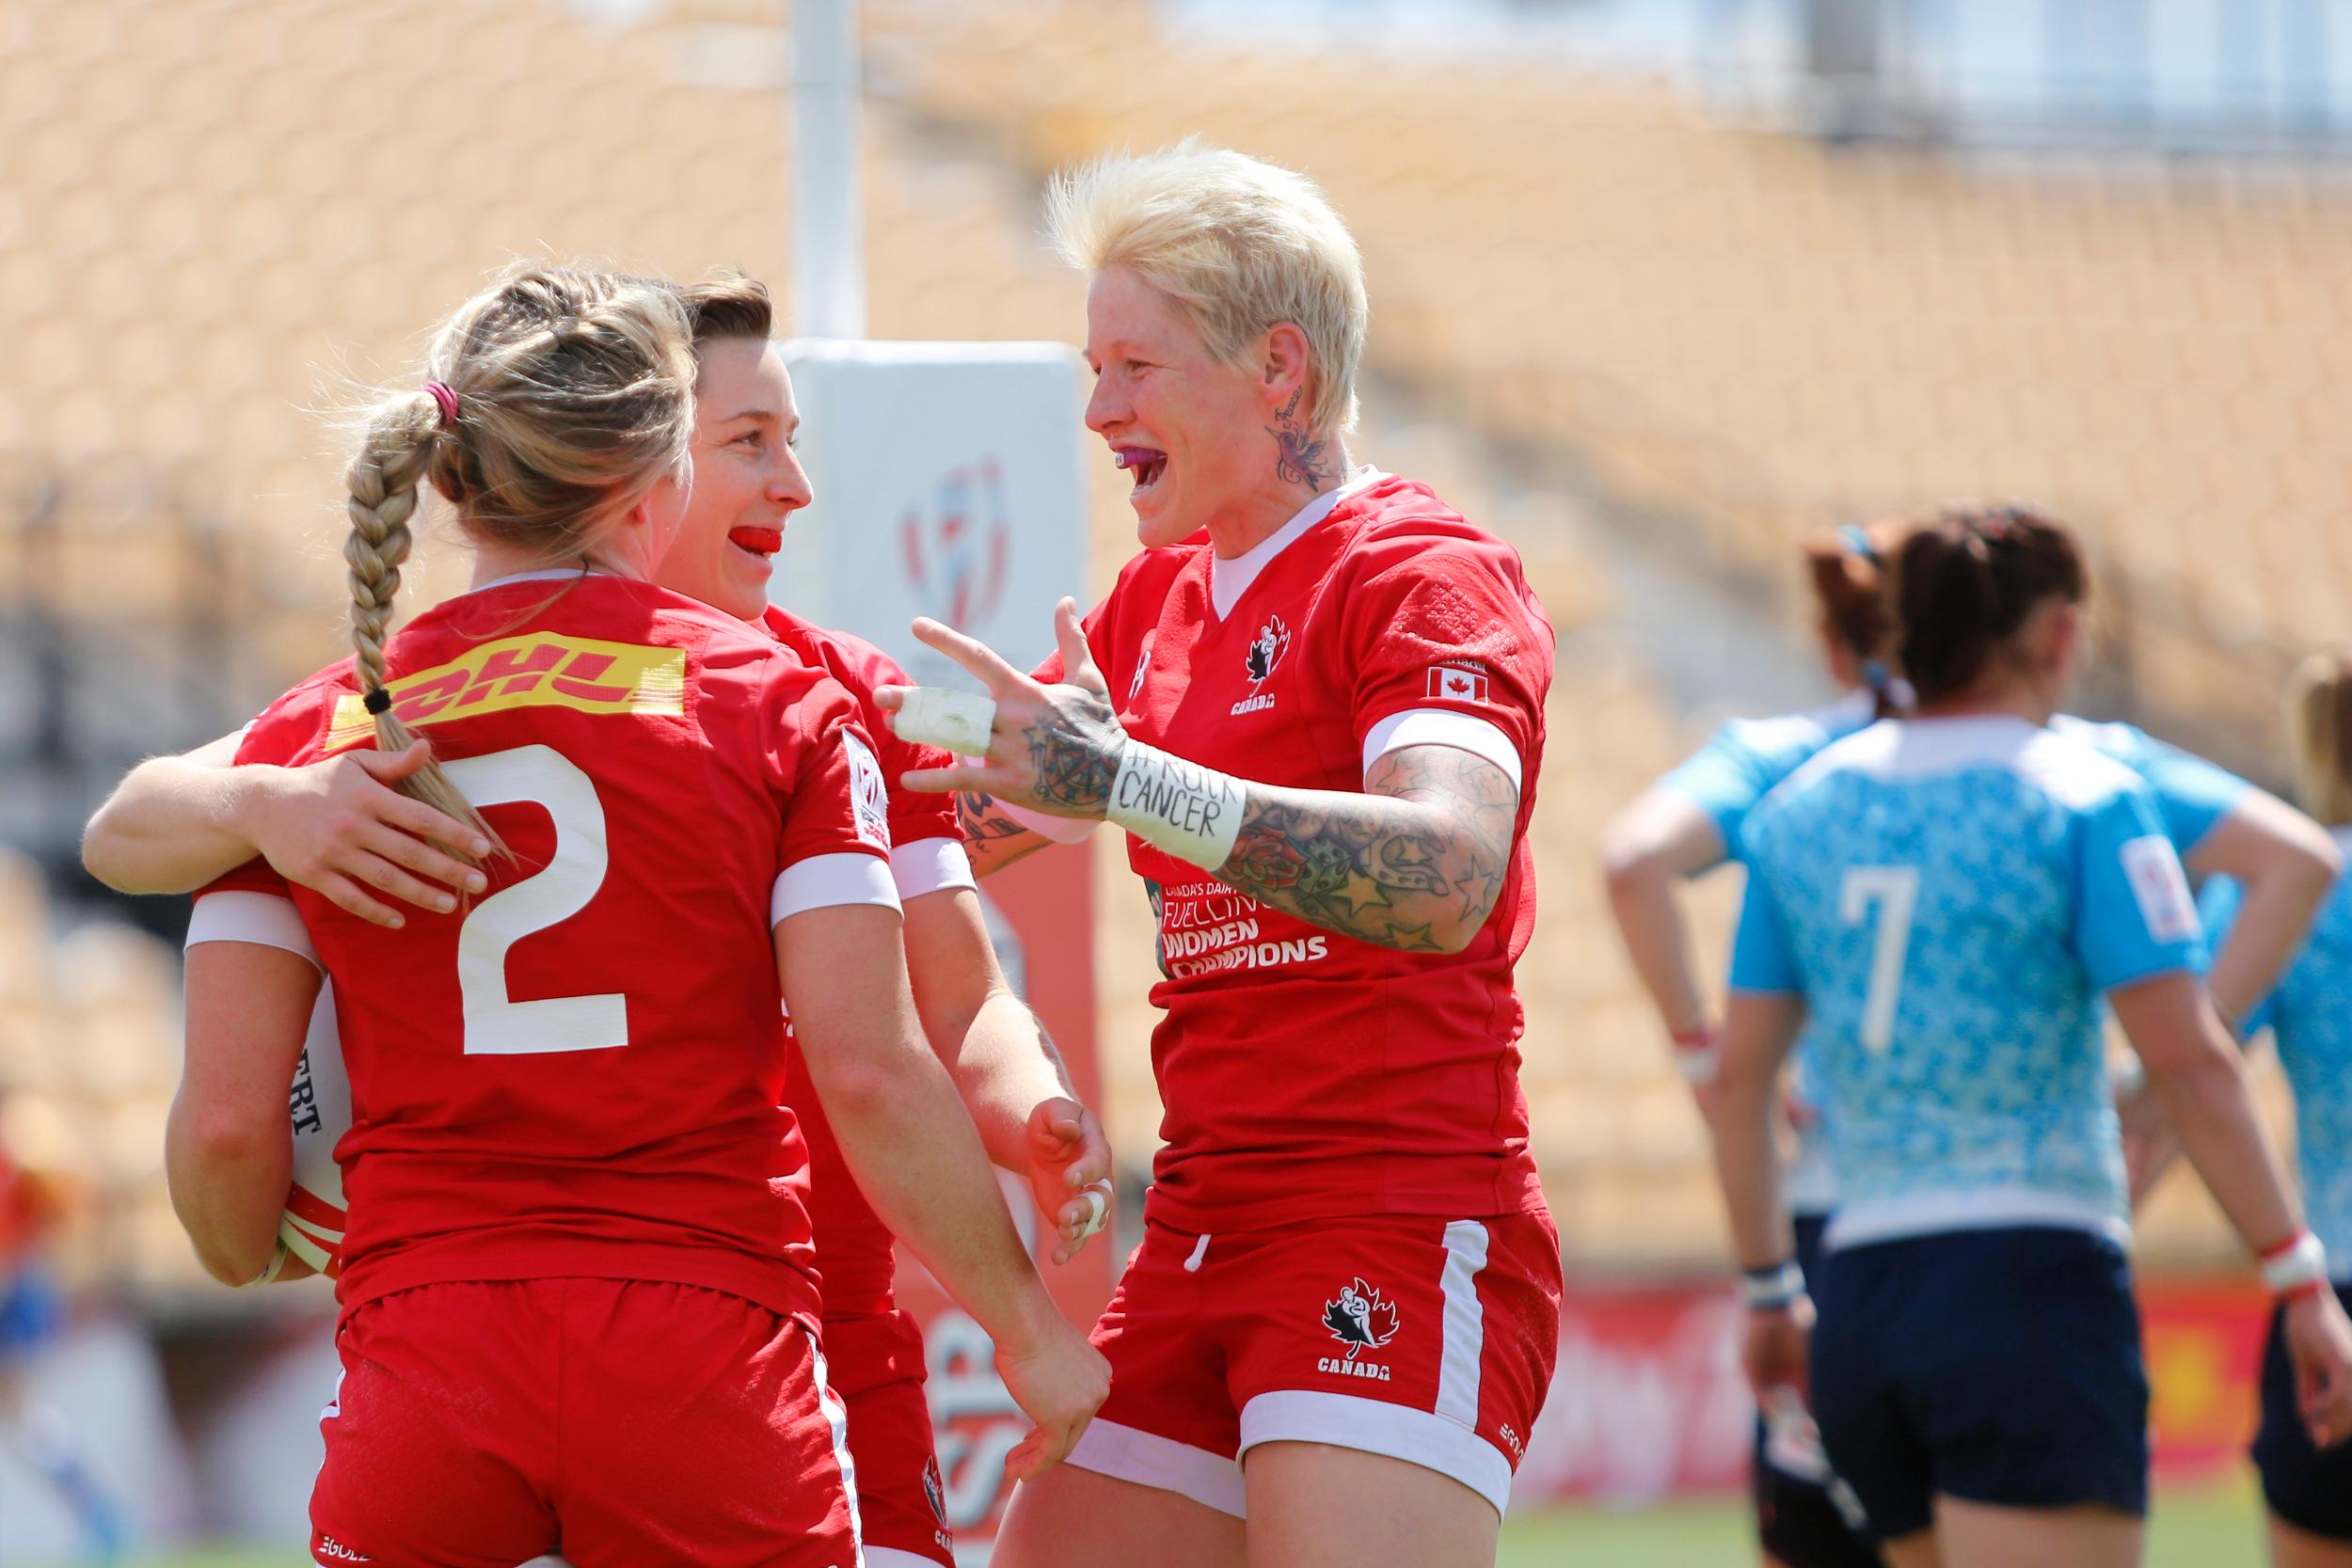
left=278, top=983, right=351, bottom=1277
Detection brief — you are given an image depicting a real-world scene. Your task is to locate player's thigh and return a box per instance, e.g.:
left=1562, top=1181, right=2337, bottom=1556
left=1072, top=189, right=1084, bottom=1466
left=2271, top=1513, right=2352, bottom=1568
left=992, top=1459, right=1245, bottom=1568
left=1242, top=1440, right=1498, bottom=1568
left=1932, top=1497, right=2139, bottom=1568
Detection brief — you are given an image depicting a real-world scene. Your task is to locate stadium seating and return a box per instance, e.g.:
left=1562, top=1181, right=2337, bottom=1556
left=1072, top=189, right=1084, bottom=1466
left=2, top=0, right=2313, bottom=1289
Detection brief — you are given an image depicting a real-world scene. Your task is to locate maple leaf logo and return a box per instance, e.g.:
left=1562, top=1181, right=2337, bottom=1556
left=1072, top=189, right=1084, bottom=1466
left=1322, top=1278, right=1402, bottom=1359
left=1244, top=614, right=1291, bottom=686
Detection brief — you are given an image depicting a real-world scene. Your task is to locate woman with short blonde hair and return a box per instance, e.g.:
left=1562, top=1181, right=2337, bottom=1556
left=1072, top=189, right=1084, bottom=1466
left=887, top=143, right=1563, bottom=1568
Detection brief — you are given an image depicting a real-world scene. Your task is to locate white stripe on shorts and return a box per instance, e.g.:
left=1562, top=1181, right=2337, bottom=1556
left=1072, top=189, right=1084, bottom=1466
left=1435, top=1219, right=1491, bottom=1430
left=807, top=1330, right=868, bottom=1565
left=1066, top=1417, right=1248, bottom=1517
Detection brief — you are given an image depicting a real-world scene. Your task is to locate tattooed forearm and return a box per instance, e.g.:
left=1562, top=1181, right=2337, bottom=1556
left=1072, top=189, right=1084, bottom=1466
left=1212, top=745, right=1518, bottom=954
left=953, top=789, right=1057, bottom=879
left=1266, top=386, right=1333, bottom=493
left=1020, top=688, right=1127, bottom=813
left=956, top=790, right=1030, bottom=842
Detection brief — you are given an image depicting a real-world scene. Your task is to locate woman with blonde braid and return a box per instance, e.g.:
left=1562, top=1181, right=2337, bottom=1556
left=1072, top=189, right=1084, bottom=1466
left=166, top=264, right=1103, bottom=1568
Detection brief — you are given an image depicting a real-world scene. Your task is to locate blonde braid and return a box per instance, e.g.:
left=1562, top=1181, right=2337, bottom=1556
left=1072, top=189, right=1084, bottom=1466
left=342, top=392, right=503, bottom=862
left=327, top=262, right=693, bottom=870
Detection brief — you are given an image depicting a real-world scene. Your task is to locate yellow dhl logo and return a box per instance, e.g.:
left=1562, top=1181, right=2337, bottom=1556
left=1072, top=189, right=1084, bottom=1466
left=324, top=632, right=686, bottom=752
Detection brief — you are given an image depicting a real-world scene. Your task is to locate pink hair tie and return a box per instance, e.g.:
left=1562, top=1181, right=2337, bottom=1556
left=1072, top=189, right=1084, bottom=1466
left=424, top=380, right=459, bottom=430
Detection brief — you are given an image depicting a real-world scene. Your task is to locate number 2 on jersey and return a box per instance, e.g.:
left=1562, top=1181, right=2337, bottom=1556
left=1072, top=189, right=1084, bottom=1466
left=442, top=745, right=627, bottom=1055
left=1839, top=866, right=1918, bottom=1053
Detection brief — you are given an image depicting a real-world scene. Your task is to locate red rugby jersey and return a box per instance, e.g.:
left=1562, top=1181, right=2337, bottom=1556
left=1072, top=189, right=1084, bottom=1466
left=761, top=606, right=964, bottom=1318
left=201, top=575, right=895, bottom=1319
left=1042, top=476, right=1553, bottom=1231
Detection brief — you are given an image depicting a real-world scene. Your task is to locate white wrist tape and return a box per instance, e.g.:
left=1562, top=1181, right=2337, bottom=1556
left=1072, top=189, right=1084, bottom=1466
left=237, top=1242, right=294, bottom=1289
left=1741, top=1260, right=1807, bottom=1310
left=1106, top=741, right=1246, bottom=871
left=892, top=688, right=996, bottom=757
left=2261, top=1229, right=2328, bottom=1295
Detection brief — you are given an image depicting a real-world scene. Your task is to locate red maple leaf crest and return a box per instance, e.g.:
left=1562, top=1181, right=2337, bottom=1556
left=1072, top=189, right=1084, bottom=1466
left=1322, top=1277, right=1402, bottom=1359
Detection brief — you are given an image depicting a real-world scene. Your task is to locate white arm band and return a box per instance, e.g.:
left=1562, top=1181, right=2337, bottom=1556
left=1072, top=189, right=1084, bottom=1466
left=2261, top=1229, right=2329, bottom=1295
left=890, top=688, right=997, bottom=757
left=1106, top=742, right=1247, bottom=872
left=186, top=891, right=320, bottom=968
left=891, top=836, right=977, bottom=899
left=771, top=852, right=903, bottom=925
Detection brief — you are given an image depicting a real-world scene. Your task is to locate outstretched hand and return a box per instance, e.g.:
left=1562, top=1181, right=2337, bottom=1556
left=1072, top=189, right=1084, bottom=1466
left=875, top=599, right=1129, bottom=819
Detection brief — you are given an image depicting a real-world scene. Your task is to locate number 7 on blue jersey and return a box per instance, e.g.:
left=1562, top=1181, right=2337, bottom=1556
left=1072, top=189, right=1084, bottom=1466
left=1840, top=867, right=1919, bottom=1053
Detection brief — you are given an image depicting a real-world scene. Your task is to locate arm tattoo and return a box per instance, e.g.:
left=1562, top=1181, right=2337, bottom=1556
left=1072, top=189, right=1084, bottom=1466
left=1213, top=746, right=1519, bottom=954
left=1021, top=687, right=1126, bottom=813
left=956, top=789, right=1030, bottom=843
left=1266, top=386, right=1332, bottom=494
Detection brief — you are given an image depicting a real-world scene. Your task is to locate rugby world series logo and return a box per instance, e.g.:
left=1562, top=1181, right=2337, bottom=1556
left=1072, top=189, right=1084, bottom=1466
left=900, top=458, right=1011, bottom=633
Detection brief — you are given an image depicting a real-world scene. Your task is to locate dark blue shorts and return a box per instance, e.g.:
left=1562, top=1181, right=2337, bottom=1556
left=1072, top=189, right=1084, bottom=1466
left=2254, top=1281, right=2352, bottom=1541
left=1810, top=1226, right=2148, bottom=1541
left=1753, top=1214, right=1884, bottom=1568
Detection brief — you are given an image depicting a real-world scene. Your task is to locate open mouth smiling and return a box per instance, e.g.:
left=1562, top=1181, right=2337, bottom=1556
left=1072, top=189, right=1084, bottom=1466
left=1113, top=445, right=1168, bottom=494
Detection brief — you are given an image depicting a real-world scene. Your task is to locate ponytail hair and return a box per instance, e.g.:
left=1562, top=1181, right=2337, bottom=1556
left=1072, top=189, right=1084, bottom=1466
left=1802, top=520, right=1904, bottom=716
left=1890, top=506, right=2088, bottom=706
left=2285, top=648, right=2352, bottom=827
left=341, top=263, right=698, bottom=859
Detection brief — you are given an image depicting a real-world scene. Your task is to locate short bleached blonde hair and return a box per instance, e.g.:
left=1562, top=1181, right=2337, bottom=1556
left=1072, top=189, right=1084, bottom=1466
left=1047, top=141, right=1368, bottom=436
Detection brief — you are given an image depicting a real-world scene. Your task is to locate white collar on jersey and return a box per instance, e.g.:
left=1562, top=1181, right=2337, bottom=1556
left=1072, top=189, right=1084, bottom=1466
left=1209, top=466, right=1386, bottom=620
left=471, top=566, right=609, bottom=593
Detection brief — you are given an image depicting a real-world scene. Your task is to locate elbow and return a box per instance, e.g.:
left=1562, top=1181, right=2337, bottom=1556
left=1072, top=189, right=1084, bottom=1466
left=1597, top=825, right=1661, bottom=901
left=79, top=809, right=137, bottom=893
left=2292, top=833, right=2344, bottom=901
left=803, top=1045, right=914, bottom=1132
left=175, top=1104, right=286, bottom=1174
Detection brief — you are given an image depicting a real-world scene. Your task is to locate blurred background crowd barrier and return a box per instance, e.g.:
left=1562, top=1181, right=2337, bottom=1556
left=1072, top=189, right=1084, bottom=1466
left=3, top=0, right=2348, bottom=1557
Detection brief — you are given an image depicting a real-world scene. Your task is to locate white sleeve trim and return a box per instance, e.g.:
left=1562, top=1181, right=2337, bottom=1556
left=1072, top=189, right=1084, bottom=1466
left=1361, top=708, right=1523, bottom=792
left=771, top=851, right=902, bottom=925
left=185, top=891, right=320, bottom=968
left=891, top=835, right=977, bottom=899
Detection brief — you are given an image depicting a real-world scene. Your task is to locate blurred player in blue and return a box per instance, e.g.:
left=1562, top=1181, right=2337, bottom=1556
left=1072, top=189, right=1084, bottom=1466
left=1603, top=520, right=2338, bottom=1568
left=0, top=1101, right=125, bottom=1561
left=1708, top=509, right=2352, bottom=1568
left=2200, top=649, right=2352, bottom=1568
left=1603, top=521, right=1901, bottom=1568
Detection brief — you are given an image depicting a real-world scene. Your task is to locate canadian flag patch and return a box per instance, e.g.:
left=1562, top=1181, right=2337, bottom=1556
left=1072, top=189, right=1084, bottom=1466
left=1426, top=665, right=1489, bottom=704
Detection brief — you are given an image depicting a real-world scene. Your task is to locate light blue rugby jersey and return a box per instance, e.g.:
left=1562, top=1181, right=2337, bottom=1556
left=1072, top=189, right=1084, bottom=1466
left=2051, top=716, right=2251, bottom=861
left=1729, top=716, right=2203, bottom=1251
left=1660, top=691, right=1878, bottom=1215
left=1667, top=705, right=2249, bottom=1218
left=2202, top=828, right=2352, bottom=1278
